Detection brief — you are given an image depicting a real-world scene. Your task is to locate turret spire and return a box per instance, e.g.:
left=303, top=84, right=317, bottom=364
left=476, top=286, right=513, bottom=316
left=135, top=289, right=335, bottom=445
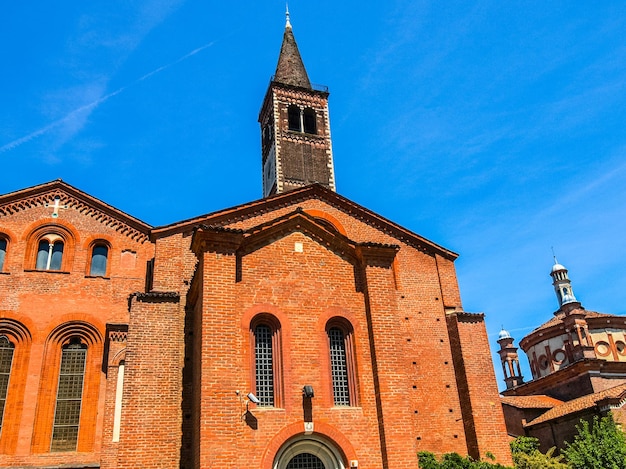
left=550, top=258, right=578, bottom=308
left=497, top=328, right=524, bottom=389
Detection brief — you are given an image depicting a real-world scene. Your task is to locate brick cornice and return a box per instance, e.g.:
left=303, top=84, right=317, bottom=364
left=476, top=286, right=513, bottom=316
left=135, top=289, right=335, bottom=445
left=191, top=226, right=245, bottom=255
left=131, top=291, right=180, bottom=302
left=356, top=242, right=400, bottom=268
left=453, top=312, right=486, bottom=323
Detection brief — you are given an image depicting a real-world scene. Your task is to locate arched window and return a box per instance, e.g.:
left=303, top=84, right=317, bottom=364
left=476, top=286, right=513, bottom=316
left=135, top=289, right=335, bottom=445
left=327, top=320, right=357, bottom=406
left=36, top=236, right=64, bottom=271
left=303, top=108, right=317, bottom=134
left=89, top=244, right=108, bottom=277
left=51, top=338, right=87, bottom=452
left=0, top=336, right=15, bottom=433
left=288, top=105, right=301, bottom=131
left=0, top=238, right=7, bottom=271
left=251, top=315, right=282, bottom=407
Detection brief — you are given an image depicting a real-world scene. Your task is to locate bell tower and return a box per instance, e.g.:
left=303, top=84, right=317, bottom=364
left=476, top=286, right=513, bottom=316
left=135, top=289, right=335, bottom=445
left=259, top=9, right=336, bottom=197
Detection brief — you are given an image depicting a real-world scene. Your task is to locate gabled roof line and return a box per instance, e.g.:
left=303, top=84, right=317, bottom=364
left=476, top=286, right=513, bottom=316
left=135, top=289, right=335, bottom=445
left=0, top=179, right=152, bottom=241
left=151, top=184, right=458, bottom=260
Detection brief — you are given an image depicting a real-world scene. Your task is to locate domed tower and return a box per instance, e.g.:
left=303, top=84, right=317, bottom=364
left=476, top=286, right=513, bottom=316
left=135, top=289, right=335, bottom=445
left=497, top=328, right=524, bottom=389
left=515, top=259, right=626, bottom=388
left=550, top=258, right=578, bottom=307
left=258, top=8, right=336, bottom=197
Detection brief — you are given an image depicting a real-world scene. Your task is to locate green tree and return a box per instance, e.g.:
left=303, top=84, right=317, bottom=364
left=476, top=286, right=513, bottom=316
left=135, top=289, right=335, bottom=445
left=562, top=413, right=626, bottom=469
left=417, top=451, right=511, bottom=469
left=509, top=436, right=540, bottom=455
left=509, top=436, right=566, bottom=469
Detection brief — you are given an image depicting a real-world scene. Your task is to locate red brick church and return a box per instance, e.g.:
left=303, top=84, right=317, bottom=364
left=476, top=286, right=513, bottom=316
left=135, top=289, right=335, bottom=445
left=0, top=15, right=511, bottom=469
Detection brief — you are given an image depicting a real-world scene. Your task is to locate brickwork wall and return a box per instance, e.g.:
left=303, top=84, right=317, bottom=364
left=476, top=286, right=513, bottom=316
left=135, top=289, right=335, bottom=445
left=0, top=196, right=151, bottom=468
left=194, top=230, right=386, bottom=467
left=114, top=294, right=183, bottom=469
left=447, top=313, right=512, bottom=465
left=100, top=328, right=127, bottom=469
left=127, top=197, right=509, bottom=467
left=152, top=232, right=196, bottom=292
left=359, top=249, right=416, bottom=469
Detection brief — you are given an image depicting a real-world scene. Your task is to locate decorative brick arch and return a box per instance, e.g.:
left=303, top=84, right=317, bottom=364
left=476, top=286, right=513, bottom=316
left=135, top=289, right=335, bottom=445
left=22, top=219, right=79, bottom=272
left=111, top=347, right=126, bottom=367
left=31, top=320, right=103, bottom=453
left=303, top=209, right=347, bottom=236
left=261, top=421, right=357, bottom=469
left=0, top=317, right=32, bottom=454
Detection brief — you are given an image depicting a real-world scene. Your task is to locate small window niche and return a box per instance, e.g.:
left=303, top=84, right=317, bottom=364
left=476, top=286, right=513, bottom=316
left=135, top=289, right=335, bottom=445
left=120, top=250, right=137, bottom=270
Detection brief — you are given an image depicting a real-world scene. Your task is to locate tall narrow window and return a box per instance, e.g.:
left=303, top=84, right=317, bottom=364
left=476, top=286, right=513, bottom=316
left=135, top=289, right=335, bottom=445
left=51, top=339, right=87, bottom=452
left=303, top=108, right=317, bottom=134
left=89, top=244, right=108, bottom=276
left=254, top=324, right=274, bottom=406
left=288, top=105, right=301, bottom=131
left=36, top=238, right=64, bottom=271
left=327, top=319, right=357, bottom=406
left=0, top=238, right=7, bottom=271
left=328, top=328, right=350, bottom=405
left=0, top=336, right=15, bottom=433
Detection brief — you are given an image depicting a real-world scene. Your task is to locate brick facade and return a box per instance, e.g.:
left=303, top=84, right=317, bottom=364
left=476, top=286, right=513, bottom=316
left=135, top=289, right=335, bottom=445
left=0, top=20, right=511, bottom=469
left=0, top=183, right=512, bottom=468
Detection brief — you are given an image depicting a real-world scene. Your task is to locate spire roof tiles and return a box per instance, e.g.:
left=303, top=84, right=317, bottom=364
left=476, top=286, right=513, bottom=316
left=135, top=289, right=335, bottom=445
left=273, top=13, right=311, bottom=89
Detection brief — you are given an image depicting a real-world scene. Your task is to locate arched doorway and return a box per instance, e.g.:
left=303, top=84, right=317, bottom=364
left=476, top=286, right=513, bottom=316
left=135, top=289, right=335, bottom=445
left=274, top=435, right=346, bottom=469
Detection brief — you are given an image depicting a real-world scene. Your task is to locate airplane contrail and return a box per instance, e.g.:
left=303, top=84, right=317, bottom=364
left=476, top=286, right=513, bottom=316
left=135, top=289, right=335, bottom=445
left=0, top=41, right=216, bottom=155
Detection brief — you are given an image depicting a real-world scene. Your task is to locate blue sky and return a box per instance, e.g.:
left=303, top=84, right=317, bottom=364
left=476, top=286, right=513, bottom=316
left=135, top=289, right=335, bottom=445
left=2, top=1, right=625, bottom=389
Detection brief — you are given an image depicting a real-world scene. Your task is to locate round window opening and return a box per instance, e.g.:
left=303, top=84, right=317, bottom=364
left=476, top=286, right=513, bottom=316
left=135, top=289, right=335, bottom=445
left=274, top=435, right=346, bottom=469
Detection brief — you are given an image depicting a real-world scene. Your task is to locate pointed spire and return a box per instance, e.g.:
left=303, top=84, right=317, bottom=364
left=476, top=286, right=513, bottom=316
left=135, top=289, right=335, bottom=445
left=273, top=8, right=312, bottom=89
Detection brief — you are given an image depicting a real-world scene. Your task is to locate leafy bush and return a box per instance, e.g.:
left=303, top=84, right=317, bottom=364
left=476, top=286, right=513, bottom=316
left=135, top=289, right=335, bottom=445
left=509, top=436, right=566, bottom=469
left=562, top=413, right=626, bottom=469
left=417, top=451, right=511, bottom=469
